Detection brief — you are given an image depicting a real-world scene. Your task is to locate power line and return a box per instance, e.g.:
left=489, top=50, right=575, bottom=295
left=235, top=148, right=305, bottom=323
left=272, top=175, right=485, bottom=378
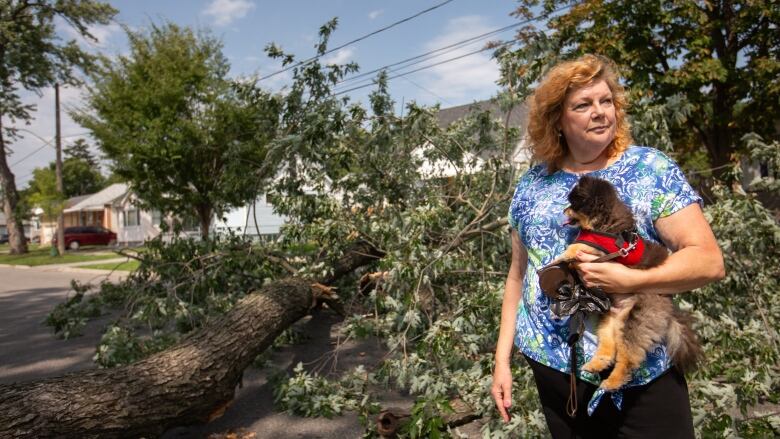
left=330, top=2, right=578, bottom=97
left=259, top=0, right=456, bottom=81
left=9, top=131, right=91, bottom=167
left=10, top=139, right=54, bottom=167
left=334, top=21, right=523, bottom=88
left=332, top=38, right=518, bottom=97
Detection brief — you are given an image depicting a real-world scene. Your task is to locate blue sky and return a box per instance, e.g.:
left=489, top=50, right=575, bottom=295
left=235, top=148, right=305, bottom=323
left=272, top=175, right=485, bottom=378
left=10, top=0, right=526, bottom=186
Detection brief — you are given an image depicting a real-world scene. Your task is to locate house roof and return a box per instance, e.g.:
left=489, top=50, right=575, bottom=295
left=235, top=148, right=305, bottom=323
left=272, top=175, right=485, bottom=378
left=63, top=183, right=129, bottom=213
left=65, top=194, right=91, bottom=209
left=432, top=99, right=532, bottom=170
left=435, top=99, right=528, bottom=129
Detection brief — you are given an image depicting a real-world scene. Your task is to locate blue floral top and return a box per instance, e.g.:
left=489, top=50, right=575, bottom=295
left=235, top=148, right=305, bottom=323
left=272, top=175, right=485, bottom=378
left=508, top=146, right=702, bottom=413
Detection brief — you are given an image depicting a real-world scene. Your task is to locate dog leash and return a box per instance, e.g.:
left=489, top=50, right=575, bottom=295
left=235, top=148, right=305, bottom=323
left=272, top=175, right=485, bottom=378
left=537, top=264, right=610, bottom=417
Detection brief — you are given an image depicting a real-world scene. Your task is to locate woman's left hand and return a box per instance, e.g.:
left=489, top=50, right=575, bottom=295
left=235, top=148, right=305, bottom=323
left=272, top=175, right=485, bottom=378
left=574, top=250, right=644, bottom=293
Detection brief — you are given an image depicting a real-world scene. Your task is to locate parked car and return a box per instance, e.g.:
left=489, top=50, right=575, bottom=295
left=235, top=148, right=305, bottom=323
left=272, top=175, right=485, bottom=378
left=52, top=226, right=117, bottom=250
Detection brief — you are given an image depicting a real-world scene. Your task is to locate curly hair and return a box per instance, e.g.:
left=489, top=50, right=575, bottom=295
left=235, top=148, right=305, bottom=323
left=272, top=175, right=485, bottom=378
left=526, top=54, right=632, bottom=173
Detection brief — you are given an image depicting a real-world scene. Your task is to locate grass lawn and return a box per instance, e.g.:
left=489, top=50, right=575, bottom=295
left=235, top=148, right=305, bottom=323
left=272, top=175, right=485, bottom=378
left=0, top=245, right=120, bottom=266
left=80, top=259, right=140, bottom=272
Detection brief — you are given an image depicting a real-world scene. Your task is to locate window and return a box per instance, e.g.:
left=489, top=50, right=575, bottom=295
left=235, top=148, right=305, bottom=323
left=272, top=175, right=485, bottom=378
left=123, top=208, right=140, bottom=227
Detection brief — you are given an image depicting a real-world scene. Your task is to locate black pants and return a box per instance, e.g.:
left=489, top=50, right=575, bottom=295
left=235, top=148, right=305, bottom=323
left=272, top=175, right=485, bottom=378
left=525, top=355, right=695, bottom=439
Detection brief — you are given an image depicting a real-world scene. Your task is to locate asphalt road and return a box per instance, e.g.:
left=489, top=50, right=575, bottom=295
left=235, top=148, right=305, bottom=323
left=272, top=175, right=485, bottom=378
left=0, top=266, right=125, bottom=384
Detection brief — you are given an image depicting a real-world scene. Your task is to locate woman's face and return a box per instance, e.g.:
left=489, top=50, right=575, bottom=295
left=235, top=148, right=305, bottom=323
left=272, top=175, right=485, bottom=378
left=559, top=79, right=617, bottom=156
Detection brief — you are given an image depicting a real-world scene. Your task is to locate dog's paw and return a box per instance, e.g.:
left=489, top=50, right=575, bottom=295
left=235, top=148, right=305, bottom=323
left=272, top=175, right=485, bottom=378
left=582, top=355, right=612, bottom=373
left=600, top=374, right=629, bottom=391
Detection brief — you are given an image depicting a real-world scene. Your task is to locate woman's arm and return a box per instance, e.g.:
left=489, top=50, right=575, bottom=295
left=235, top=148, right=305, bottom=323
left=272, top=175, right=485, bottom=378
left=575, top=203, right=725, bottom=294
left=492, top=230, right=528, bottom=422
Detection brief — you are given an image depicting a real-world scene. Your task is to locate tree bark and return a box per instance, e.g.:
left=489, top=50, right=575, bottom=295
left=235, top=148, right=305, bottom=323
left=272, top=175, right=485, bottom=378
left=196, top=203, right=212, bottom=241
left=0, top=117, right=28, bottom=254
left=0, top=240, right=384, bottom=438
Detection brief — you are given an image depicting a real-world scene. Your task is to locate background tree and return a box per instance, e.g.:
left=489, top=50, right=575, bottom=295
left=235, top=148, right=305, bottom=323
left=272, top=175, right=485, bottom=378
left=505, top=0, right=780, bottom=181
left=0, top=0, right=116, bottom=254
left=25, top=166, right=64, bottom=221
left=63, top=138, right=98, bottom=167
left=62, top=138, right=105, bottom=196
left=74, top=23, right=280, bottom=239
left=23, top=138, right=103, bottom=222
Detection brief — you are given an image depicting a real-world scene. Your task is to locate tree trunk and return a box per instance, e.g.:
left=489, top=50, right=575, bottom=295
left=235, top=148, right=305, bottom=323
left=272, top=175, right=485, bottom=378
left=0, top=118, right=28, bottom=254
left=0, top=241, right=384, bottom=438
left=196, top=203, right=212, bottom=241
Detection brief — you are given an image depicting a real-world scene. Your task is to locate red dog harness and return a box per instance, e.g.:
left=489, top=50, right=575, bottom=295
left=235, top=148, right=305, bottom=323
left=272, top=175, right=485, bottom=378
left=574, top=229, right=645, bottom=266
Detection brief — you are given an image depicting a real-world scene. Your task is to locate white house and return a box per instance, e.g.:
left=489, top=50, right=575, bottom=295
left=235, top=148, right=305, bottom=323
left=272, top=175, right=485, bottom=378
left=215, top=194, right=287, bottom=239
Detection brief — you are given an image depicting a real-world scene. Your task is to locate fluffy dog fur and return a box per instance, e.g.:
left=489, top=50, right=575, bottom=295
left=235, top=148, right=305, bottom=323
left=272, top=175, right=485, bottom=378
left=557, top=175, right=702, bottom=391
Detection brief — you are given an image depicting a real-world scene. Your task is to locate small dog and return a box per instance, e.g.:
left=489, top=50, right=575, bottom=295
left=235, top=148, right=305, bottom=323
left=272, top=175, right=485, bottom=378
left=554, top=175, right=702, bottom=391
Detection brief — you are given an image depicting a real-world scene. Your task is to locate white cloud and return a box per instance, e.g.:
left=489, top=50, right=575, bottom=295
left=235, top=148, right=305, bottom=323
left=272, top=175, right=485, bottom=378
left=368, top=9, right=384, bottom=20
left=60, top=19, right=122, bottom=49
left=202, top=0, right=255, bottom=26
left=415, top=16, right=501, bottom=103
left=321, top=47, right=355, bottom=66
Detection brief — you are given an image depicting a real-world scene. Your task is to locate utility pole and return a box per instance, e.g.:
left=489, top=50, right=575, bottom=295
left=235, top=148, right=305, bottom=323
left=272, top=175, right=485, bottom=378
left=55, top=83, right=65, bottom=255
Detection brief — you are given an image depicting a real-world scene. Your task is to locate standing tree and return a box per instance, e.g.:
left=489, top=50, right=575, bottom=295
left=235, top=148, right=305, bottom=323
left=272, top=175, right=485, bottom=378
left=64, top=138, right=98, bottom=167
left=0, top=0, right=116, bottom=254
left=505, top=0, right=780, bottom=181
left=74, top=23, right=280, bottom=239
left=62, top=138, right=105, bottom=196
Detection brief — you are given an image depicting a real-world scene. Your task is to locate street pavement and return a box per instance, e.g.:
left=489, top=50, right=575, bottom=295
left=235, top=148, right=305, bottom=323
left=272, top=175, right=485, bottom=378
left=0, top=266, right=125, bottom=384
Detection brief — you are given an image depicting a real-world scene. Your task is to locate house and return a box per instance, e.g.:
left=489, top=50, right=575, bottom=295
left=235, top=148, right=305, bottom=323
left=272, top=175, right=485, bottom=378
left=33, top=181, right=287, bottom=246
left=435, top=99, right=531, bottom=169
left=413, top=99, right=531, bottom=180
left=215, top=194, right=287, bottom=240
left=36, top=194, right=90, bottom=244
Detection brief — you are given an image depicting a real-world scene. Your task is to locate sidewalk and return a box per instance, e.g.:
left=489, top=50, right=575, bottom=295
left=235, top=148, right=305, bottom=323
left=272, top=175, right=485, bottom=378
left=0, top=257, right=131, bottom=275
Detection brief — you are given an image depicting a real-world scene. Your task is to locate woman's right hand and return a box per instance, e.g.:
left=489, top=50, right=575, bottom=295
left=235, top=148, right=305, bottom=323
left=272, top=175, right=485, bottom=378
left=491, top=362, right=513, bottom=422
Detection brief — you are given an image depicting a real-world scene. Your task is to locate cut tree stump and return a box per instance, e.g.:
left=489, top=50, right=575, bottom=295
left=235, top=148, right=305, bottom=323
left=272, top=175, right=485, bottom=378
left=0, top=241, right=383, bottom=438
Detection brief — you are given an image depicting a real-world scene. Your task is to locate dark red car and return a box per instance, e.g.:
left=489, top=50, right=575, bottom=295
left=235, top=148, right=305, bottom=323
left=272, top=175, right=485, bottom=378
left=53, top=226, right=117, bottom=250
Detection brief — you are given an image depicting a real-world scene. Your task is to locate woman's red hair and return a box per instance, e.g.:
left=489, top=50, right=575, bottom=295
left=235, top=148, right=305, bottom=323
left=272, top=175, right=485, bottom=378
left=527, top=54, right=632, bottom=173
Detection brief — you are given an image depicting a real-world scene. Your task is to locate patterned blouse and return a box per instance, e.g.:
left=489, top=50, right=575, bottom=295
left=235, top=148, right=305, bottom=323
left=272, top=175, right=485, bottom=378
left=507, top=146, right=701, bottom=413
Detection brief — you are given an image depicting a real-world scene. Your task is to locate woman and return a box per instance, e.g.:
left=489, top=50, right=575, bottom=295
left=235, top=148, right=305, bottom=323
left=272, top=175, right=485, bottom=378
left=491, top=54, right=725, bottom=438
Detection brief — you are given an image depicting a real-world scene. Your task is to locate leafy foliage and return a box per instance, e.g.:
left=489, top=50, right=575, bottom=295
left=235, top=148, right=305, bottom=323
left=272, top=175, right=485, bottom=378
left=272, top=362, right=380, bottom=421
left=506, top=0, right=780, bottom=179
left=45, top=234, right=287, bottom=366
left=25, top=138, right=105, bottom=218
left=74, top=23, right=281, bottom=238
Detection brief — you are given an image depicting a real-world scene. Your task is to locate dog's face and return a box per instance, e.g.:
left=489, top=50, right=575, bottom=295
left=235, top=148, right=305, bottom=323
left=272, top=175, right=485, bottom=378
left=564, top=175, right=625, bottom=231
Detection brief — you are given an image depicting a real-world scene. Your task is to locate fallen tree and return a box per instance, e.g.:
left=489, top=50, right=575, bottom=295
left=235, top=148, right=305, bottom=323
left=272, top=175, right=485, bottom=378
left=0, top=241, right=384, bottom=438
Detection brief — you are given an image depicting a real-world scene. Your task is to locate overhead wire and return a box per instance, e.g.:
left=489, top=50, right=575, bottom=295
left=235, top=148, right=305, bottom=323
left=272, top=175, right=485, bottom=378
left=332, top=38, right=519, bottom=97
left=258, top=0, right=456, bottom=82
left=333, top=21, right=524, bottom=89
left=9, top=131, right=92, bottom=167
left=329, top=1, right=578, bottom=97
